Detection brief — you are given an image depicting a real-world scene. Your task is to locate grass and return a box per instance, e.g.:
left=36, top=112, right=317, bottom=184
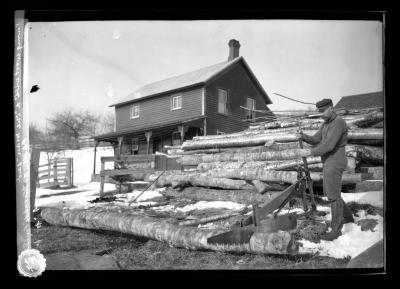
left=31, top=222, right=349, bottom=270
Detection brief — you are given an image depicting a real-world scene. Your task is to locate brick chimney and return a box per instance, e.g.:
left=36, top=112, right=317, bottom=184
left=228, top=39, right=240, bottom=61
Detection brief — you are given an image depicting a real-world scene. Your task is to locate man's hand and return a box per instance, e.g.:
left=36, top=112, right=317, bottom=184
left=299, top=148, right=312, bottom=158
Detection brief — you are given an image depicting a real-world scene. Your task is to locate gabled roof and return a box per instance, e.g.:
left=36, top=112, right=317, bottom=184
left=334, top=91, right=383, bottom=110
left=110, top=56, right=271, bottom=107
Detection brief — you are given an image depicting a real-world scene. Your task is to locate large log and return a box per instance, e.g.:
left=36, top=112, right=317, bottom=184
left=162, top=187, right=286, bottom=205
left=177, top=149, right=313, bottom=166
left=182, top=129, right=383, bottom=151
left=197, top=157, right=322, bottom=171
left=204, top=168, right=368, bottom=184
left=41, top=207, right=298, bottom=255
left=156, top=174, right=255, bottom=190
left=346, top=145, right=384, bottom=165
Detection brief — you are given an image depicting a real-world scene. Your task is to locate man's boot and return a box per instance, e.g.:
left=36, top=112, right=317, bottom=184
left=342, top=198, right=354, bottom=224
left=320, top=199, right=344, bottom=241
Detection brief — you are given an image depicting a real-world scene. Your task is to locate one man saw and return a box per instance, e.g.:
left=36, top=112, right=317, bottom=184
left=296, top=98, right=354, bottom=241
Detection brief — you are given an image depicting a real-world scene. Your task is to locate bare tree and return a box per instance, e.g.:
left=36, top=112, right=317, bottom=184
left=97, top=112, right=115, bottom=135
left=47, top=109, right=100, bottom=149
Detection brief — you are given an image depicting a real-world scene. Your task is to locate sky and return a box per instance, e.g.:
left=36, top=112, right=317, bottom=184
left=26, top=20, right=383, bottom=129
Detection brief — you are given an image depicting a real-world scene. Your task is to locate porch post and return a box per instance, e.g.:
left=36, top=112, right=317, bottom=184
left=145, top=131, right=152, bottom=155
left=178, top=125, right=186, bottom=144
left=117, top=136, right=124, bottom=159
left=203, top=118, right=207, bottom=136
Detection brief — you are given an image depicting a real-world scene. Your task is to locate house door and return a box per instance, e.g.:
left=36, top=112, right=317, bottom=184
left=152, top=137, right=161, bottom=153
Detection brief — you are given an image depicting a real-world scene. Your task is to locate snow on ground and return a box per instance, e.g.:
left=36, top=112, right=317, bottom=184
left=39, top=146, right=115, bottom=186
left=175, top=201, right=246, bottom=213
left=341, top=191, right=383, bottom=208
left=298, top=209, right=383, bottom=259
left=114, top=188, right=164, bottom=202
left=35, top=182, right=116, bottom=209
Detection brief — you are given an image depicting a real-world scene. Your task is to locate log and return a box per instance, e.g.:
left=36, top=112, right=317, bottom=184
left=177, top=149, right=314, bottom=166
left=178, top=210, right=245, bottom=226
left=197, top=157, right=322, bottom=171
left=343, top=112, right=384, bottom=128
left=41, top=207, right=298, bottom=255
left=204, top=168, right=368, bottom=184
left=162, top=187, right=285, bottom=205
left=156, top=174, right=255, bottom=190
left=346, top=145, right=384, bottom=165
left=181, top=145, right=271, bottom=155
left=182, top=129, right=383, bottom=151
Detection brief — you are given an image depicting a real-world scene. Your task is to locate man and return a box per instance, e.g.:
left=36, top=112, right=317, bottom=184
left=297, top=98, right=354, bottom=241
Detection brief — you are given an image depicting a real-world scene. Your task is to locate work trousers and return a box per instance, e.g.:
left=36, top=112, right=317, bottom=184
left=322, top=147, right=347, bottom=201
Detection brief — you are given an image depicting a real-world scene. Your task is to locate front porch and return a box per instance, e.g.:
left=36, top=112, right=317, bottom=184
left=91, top=116, right=206, bottom=195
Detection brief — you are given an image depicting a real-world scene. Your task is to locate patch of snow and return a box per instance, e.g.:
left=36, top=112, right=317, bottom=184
left=35, top=182, right=115, bottom=209
left=114, top=189, right=162, bottom=201
left=298, top=210, right=384, bottom=259
left=341, top=191, right=383, bottom=208
left=175, top=201, right=245, bottom=213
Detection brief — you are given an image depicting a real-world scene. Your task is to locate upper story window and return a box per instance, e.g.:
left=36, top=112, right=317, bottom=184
left=130, top=104, right=140, bottom=119
left=246, top=97, right=256, bottom=121
left=171, top=95, right=182, bottom=110
left=218, top=88, right=228, bottom=114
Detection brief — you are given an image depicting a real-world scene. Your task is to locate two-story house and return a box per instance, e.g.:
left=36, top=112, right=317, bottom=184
left=93, top=39, right=273, bottom=156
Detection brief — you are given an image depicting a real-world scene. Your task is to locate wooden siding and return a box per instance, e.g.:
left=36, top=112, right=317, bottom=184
left=205, top=62, right=270, bottom=135
left=115, top=87, right=203, bottom=131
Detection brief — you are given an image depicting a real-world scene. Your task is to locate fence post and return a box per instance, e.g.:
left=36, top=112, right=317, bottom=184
left=53, top=159, right=58, bottom=187
left=30, top=149, right=41, bottom=219
left=100, top=158, right=105, bottom=196
left=71, top=158, right=74, bottom=187
left=66, top=158, right=71, bottom=187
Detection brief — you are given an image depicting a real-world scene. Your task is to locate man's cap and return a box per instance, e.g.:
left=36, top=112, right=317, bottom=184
left=316, top=98, right=333, bottom=112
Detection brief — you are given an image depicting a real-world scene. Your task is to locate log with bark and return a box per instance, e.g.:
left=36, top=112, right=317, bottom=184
left=177, top=149, right=317, bottom=166
left=41, top=207, right=298, bottom=255
left=178, top=210, right=247, bottom=226
left=155, top=174, right=255, bottom=190
left=204, top=168, right=369, bottom=184
left=346, top=145, right=384, bottom=165
left=162, top=186, right=287, bottom=205
left=181, top=129, right=383, bottom=151
left=196, top=157, right=322, bottom=171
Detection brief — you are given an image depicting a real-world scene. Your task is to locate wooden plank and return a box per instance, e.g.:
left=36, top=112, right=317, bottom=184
left=100, top=168, right=155, bottom=177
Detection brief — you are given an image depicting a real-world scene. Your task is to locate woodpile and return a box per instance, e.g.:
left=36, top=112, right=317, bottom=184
left=150, top=107, right=384, bottom=203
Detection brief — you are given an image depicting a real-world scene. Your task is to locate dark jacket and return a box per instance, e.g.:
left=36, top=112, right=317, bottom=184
left=302, top=112, right=348, bottom=163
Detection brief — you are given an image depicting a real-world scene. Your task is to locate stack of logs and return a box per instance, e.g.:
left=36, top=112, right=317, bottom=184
left=149, top=107, right=384, bottom=203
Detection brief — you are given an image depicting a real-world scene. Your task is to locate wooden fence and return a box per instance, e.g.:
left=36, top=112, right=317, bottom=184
left=37, top=158, right=74, bottom=188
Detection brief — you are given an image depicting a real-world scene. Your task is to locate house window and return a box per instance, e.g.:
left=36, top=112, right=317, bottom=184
left=171, top=95, right=182, bottom=110
left=172, top=131, right=182, bottom=146
left=218, top=88, right=228, bottom=114
left=130, top=104, right=140, bottom=119
left=246, top=97, right=256, bottom=121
